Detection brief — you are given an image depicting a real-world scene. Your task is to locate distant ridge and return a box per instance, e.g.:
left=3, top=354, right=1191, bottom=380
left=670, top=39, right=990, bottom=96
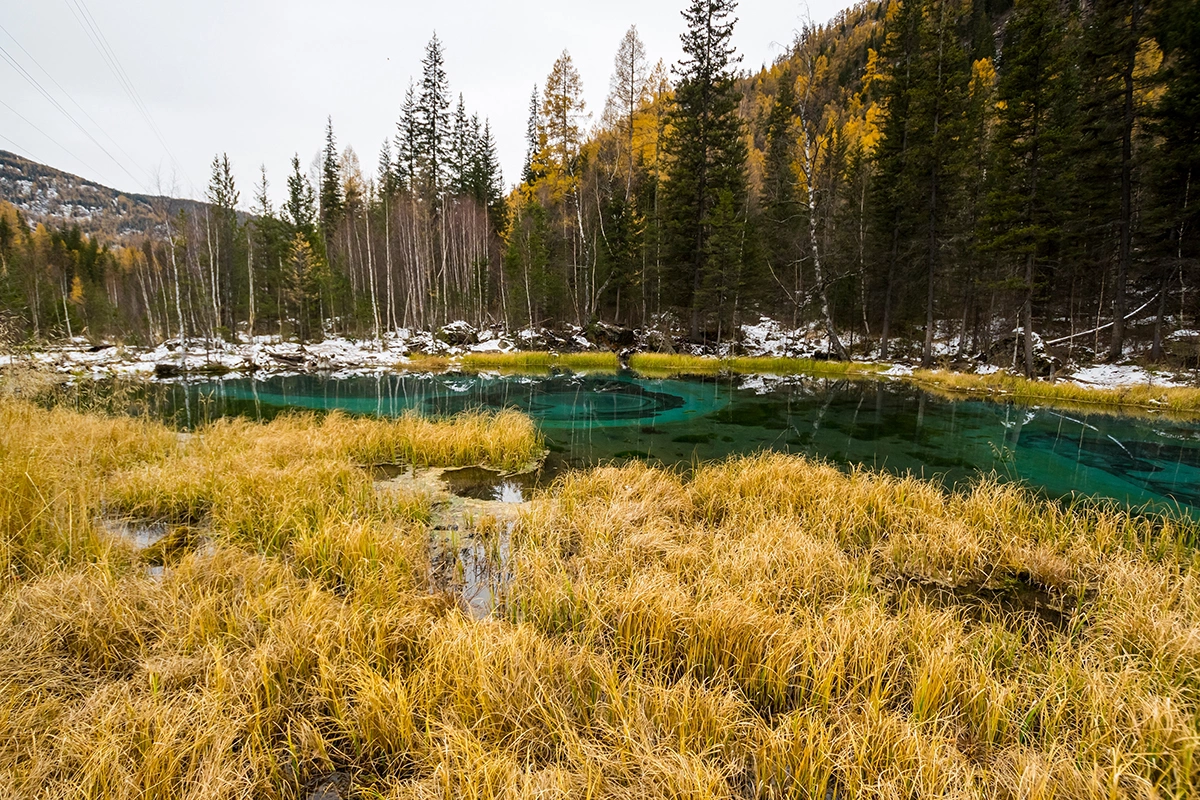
left=0, top=150, right=210, bottom=240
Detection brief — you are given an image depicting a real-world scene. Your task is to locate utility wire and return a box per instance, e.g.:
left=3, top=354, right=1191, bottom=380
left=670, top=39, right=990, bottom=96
left=63, top=0, right=197, bottom=195
left=0, top=22, right=155, bottom=189
left=0, top=131, right=45, bottom=165
left=0, top=42, right=148, bottom=191
left=0, top=97, right=104, bottom=179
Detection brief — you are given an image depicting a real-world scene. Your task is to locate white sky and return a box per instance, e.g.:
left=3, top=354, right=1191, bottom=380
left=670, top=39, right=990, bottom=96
left=1, top=0, right=848, bottom=207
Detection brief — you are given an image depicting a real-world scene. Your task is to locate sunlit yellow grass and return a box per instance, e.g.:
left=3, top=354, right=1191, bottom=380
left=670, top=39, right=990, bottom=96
left=3, top=394, right=1200, bottom=798
left=629, top=352, right=885, bottom=379
left=459, top=351, right=619, bottom=373
left=912, top=367, right=1200, bottom=415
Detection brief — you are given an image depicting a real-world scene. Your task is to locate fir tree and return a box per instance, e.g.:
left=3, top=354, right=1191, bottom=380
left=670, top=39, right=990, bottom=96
left=521, top=86, right=543, bottom=186
left=418, top=33, right=452, bottom=198
left=395, top=82, right=420, bottom=192
left=984, top=0, right=1077, bottom=375
left=319, top=117, right=344, bottom=233
left=872, top=0, right=925, bottom=356
left=661, top=0, right=749, bottom=340
left=283, top=154, right=318, bottom=239
left=450, top=94, right=471, bottom=195
left=760, top=69, right=801, bottom=307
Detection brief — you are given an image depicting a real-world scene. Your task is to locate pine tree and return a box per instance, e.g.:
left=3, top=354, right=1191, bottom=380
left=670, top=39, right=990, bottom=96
left=283, top=154, right=317, bottom=239
left=984, top=0, right=1077, bottom=375
left=450, top=94, right=471, bottom=195
left=661, top=0, right=749, bottom=340
left=395, top=82, right=420, bottom=192
left=478, top=120, right=507, bottom=233
left=521, top=86, right=543, bottom=186
left=320, top=117, right=344, bottom=234
left=872, top=0, right=925, bottom=356
left=760, top=69, right=802, bottom=314
left=1078, top=0, right=1149, bottom=359
left=418, top=33, right=452, bottom=198
left=1146, top=0, right=1200, bottom=355
left=377, top=139, right=398, bottom=196
left=909, top=0, right=972, bottom=366
left=205, top=153, right=241, bottom=333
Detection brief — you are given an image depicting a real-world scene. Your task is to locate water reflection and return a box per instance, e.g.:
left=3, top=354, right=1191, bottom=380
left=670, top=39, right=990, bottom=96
left=151, top=372, right=1200, bottom=516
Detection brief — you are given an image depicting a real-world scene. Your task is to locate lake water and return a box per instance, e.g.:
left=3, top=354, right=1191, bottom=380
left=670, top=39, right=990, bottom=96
left=157, top=371, right=1200, bottom=516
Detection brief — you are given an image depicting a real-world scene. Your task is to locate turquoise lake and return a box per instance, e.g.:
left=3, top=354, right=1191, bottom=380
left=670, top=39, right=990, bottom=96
left=159, top=371, right=1200, bottom=516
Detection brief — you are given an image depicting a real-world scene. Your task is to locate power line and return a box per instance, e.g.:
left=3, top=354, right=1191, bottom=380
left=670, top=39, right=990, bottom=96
left=0, top=97, right=105, bottom=180
left=0, top=131, right=45, bottom=165
left=0, top=41, right=149, bottom=191
left=0, top=22, right=155, bottom=188
left=62, top=0, right=197, bottom=195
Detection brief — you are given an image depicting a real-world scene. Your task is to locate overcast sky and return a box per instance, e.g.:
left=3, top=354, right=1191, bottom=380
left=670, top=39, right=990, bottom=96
left=2, top=0, right=848, bottom=208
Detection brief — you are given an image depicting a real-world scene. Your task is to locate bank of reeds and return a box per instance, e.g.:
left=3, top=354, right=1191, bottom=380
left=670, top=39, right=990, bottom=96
left=3, top=397, right=1200, bottom=798
left=911, top=367, right=1200, bottom=415
left=459, top=351, right=620, bottom=373
left=629, top=352, right=885, bottom=379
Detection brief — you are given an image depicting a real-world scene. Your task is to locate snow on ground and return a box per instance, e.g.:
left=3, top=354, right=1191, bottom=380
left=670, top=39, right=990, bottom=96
left=1068, top=364, right=1189, bottom=389
left=2, top=317, right=1197, bottom=388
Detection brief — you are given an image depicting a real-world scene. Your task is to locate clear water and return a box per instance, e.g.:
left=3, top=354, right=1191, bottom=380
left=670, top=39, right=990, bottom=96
left=159, top=371, right=1200, bottom=516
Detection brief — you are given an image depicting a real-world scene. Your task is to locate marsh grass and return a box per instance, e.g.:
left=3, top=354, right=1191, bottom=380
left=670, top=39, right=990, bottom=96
left=459, top=351, right=620, bottom=373
left=911, top=368, right=1200, bottom=415
left=3, top=395, right=1200, bottom=798
left=629, top=352, right=885, bottom=379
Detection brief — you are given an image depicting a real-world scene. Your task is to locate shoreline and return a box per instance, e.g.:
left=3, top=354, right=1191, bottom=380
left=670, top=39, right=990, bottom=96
left=2, top=322, right=1198, bottom=417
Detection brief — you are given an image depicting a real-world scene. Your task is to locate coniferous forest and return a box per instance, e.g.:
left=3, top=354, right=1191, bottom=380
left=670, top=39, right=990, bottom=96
left=1, top=0, right=1198, bottom=375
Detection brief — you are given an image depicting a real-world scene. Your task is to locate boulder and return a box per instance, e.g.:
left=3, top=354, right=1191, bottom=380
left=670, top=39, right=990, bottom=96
left=436, top=321, right=478, bottom=347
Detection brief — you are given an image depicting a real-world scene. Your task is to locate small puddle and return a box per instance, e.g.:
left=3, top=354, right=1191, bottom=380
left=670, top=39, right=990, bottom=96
left=98, top=518, right=201, bottom=574
left=372, top=464, right=528, bottom=618
left=429, top=519, right=514, bottom=619
left=438, top=466, right=535, bottom=502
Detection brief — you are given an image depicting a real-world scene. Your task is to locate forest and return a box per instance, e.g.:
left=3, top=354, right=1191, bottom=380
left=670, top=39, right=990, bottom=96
left=0, top=0, right=1197, bottom=375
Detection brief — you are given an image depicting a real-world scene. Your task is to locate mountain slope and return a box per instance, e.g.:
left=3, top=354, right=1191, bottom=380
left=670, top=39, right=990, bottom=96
left=0, top=150, right=207, bottom=240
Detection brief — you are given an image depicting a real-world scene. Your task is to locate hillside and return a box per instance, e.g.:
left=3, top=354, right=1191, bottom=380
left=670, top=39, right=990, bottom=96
left=0, top=150, right=207, bottom=240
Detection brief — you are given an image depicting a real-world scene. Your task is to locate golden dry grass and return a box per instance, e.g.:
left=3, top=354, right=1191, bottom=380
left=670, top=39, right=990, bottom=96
left=629, top=352, right=885, bottom=379
left=911, top=368, right=1200, bottom=416
left=459, top=351, right=620, bottom=373
left=2, top=395, right=1199, bottom=799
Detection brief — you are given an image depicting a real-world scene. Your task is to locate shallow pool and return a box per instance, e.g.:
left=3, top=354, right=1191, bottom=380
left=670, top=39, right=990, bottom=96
left=157, top=371, right=1200, bottom=515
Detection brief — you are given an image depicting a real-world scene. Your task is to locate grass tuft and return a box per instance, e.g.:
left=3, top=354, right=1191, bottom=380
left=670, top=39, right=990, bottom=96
left=629, top=352, right=885, bottom=379
left=459, top=351, right=620, bottom=373
left=911, top=367, right=1200, bottom=415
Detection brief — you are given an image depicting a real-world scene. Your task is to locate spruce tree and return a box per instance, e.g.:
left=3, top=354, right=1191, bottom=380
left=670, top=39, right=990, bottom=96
left=908, top=0, right=972, bottom=366
left=521, top=86, right=542, bottom=186
left=1146, top=0, right=1200, bottom=354
left=450, top=94, right=470, bottom=196
left=661, top=0, right=749, bottom=341
left=284, top=154, right=318, bottom=239
left=395, top=82, right=420, bottom=193
left=418, top=33, right=452, bottom=198
left=871, top=0, right=925, bottom=356
left=760, top=69, right=801, bottom=314
left=319, top=117, right=344, bottom=234
left=984, top=0, right=1077, bottom=375
left=1077, top=0, right=1149, bottom=359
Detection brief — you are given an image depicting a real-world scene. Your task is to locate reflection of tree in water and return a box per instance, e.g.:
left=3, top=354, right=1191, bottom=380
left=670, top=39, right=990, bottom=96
left=421, top=376, right=686, bottom=422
